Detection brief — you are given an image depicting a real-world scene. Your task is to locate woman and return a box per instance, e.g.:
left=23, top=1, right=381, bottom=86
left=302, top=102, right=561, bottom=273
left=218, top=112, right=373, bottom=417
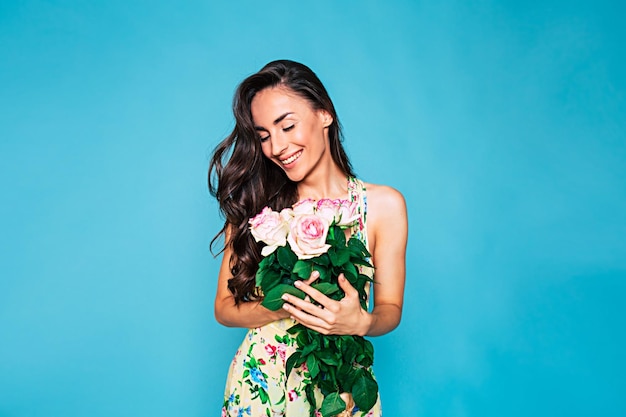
left=209, top=60, right=407, bottom=416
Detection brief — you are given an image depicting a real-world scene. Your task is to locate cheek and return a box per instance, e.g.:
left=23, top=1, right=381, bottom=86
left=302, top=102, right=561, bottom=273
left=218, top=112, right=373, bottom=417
left=260, top=143, right=284, bottom=168
left=304, top=122, right=327, bottom=148
left=260, top=142, right=273, bottom=159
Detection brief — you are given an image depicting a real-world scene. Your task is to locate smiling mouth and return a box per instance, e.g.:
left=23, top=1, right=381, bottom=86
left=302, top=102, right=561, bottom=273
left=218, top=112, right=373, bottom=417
left=280, top=150, right=302, bottom=166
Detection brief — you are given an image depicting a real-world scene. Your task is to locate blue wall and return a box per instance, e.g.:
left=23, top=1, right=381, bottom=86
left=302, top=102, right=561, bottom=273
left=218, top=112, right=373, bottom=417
left=1, top=1, right=624, bottom=416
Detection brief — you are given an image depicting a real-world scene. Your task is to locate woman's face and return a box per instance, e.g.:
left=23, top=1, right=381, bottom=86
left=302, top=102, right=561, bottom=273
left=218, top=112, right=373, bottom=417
left=251, top=86, right=332, bottom=183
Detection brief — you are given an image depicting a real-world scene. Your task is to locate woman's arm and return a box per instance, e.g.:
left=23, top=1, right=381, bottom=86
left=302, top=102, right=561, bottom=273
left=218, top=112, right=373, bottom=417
left=214, top=226, right=290, bottom=328
left=281, top=185, right=408, bottom=337
left=362, top=184, right=407, bottom=335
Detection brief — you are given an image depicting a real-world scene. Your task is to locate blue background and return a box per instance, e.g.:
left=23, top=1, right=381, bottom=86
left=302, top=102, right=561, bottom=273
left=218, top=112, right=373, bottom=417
left=1, top=1, right=625, bottom=416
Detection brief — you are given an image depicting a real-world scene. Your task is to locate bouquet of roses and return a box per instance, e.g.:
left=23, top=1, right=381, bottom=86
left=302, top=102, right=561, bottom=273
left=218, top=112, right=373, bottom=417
left=249, top=199, right=379, bottom=417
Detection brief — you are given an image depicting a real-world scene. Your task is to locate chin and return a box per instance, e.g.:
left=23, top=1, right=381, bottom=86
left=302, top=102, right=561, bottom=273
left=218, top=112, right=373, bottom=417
left=284, top=172, right=303, bottom=182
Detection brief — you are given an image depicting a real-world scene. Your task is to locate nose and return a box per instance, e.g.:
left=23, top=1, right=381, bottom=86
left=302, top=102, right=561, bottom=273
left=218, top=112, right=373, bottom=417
left=271, top=132, right=288, bottom=156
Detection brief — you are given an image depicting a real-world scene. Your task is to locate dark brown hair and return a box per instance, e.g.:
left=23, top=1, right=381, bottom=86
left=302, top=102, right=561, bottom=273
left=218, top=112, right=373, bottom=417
left=208, top=60, right=355, bottom=303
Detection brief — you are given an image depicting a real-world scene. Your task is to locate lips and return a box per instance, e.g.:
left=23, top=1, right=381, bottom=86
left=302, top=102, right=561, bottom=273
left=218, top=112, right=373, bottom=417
left=280, top=150, right=302, bottom=166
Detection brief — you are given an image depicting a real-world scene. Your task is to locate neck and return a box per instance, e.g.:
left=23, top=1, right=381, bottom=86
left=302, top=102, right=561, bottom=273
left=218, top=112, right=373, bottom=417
left=296, top=163, right=349, bottom=201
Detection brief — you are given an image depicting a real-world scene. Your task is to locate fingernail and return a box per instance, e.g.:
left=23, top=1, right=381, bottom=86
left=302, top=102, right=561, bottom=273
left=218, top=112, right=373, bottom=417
left=312, top=270, right=320, bottom=277
left=294, top=281, right=302, bottom=287
left=282, top=294, right=288, bottom=300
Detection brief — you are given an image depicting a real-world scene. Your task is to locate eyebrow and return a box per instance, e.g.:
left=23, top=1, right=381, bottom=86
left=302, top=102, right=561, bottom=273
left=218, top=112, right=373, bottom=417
left=254, top=112, right=293, bottom=131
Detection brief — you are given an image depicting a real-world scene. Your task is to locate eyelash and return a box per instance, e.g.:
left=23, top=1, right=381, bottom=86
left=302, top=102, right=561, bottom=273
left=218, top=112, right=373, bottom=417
left=259, top=125, right=295, bottom=143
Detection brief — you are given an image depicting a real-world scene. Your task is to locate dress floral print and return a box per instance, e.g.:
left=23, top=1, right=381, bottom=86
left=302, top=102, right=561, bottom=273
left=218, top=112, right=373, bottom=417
left=221, top=178, right=382, bottom=417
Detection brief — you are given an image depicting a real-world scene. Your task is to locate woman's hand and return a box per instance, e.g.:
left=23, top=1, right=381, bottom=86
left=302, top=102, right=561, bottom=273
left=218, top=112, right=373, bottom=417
left=281, top=273, right=372, bottom=336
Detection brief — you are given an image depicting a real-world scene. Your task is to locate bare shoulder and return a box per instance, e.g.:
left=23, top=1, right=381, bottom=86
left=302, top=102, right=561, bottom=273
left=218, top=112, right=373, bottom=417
left=361, top=182, right=408, bottom=261
left=363, top=182, right=407, bottom=216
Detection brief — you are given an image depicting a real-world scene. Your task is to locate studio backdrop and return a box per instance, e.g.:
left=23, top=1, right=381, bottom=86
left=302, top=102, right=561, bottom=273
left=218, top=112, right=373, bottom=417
left=1, top=1, right=624, bottom=416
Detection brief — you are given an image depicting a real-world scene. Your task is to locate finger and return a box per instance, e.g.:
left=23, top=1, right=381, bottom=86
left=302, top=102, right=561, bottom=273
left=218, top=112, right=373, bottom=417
left=294, top=280, right=331, bottom=305
left=338, top=273, right=358, bottom=296
left=304, top=270, right=320, bottom=285
left=283, top=293, right=325, bottom=315
left=283, top=304, right=332, bottom=333
left=282, top=294, right=336, bottom=324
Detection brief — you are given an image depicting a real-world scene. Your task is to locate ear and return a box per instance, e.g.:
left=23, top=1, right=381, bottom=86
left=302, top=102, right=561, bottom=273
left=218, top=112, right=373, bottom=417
left=319, top=110, right=333, bottom=128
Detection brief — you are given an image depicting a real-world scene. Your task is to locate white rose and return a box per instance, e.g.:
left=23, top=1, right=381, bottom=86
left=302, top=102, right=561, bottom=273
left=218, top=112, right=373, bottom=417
left=316, top=198, right=342, bottom=224
left=336, top=200, right=360, bottom=227
left=292, top=198, right=316, bottom=215
left=249, top=207, right=289, bottom=256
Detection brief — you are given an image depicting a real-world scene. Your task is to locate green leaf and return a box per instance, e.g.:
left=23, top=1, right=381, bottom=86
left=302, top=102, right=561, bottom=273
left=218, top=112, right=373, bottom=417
left=359, top=272, right=375, bottom=283
left=319, top=379, right=336, bottom=397
left=340, top=336, right=359, bottom=362
left=337, top=364, right=356, bottom=393
left=332, top=225, right=346, bottom=246
left=320, top=392, right=346, bottom=417
left=287, top=323, right=305, bottom=334
left=315, top=265, right=330, bottom=282
left=355, top=338, right=374, bottom=367
left=259, top=268, right=281, bottom=293
left=260, top=284, right=305, bottom=311
left=300, top=339, right=319, bottom=357
left=316, top=349, right=340, bottom=366
left=256, top=254, right=278, bottom=287
left=293, top=260, right=312, bottom=279
left=363, top=338, right=374, bottom=358
left=350, top=257, right=373, bottom=268
left=285, top=351, right=301, bottom=378
left=352, top=370, right=378, bottom=412
left=312, top=282, right=340, bottom=296
left=329, top=247, right=351, bottom=267
left=306, top=354, right=320, bottom=379
left=348, top=237, right=371, bottom=257
left=296, top=329, right=310, bottom=347
left=312, top=254, right=330, bottom=266
left=305, top=386, right=317, bottom=417
left=258, top=253, right=274, bottom=270
left=341, top=262, right=358, bottom=283
left=277, top=246, right=296, bottom=270
left=255, top=270, right=264, bottom=289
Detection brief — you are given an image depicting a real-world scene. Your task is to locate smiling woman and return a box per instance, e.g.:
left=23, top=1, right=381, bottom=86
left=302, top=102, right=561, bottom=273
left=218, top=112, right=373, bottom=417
left=252, top=86, right=334, bottom=184
left=208, top=60, right=407, bottom=417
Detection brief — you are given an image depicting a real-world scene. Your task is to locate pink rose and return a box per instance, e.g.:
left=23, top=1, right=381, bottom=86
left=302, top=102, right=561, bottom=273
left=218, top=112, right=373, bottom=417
left=249, top=207, right=289, bottom=256
left=316, top=198, right=341, bottom=224
left=292, top=198, right=316, bottom=215
left=336, top=200, right=360, bottom=227
left=287, top=214, right=331, bottom=259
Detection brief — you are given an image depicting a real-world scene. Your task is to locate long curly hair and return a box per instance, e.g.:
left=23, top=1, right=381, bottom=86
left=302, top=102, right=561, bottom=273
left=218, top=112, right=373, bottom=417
left=208, top=60, right=355, bottom=304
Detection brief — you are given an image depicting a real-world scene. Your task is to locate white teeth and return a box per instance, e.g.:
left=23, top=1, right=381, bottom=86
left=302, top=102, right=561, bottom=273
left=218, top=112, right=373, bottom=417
left=281, top=151, right=301, bottom=165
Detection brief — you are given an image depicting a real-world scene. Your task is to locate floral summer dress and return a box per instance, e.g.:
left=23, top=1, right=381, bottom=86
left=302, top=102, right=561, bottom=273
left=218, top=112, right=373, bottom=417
left=221, top=177, right=382, bottom=417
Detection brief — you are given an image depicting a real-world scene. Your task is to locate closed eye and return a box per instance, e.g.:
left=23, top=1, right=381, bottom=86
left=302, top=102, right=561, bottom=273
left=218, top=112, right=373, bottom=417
left=259, top=135, right=270, bottom=143
left=283, top=125, right=295, bottom=132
